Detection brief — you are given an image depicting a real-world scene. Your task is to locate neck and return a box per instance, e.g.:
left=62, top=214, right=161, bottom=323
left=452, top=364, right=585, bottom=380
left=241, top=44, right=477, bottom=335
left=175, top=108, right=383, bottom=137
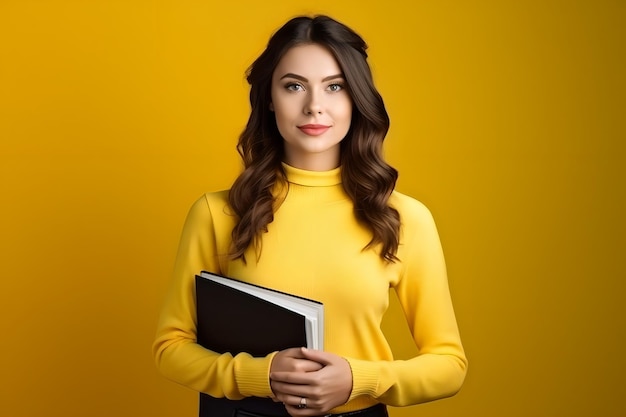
left=282, top=152, right=340, bottom=172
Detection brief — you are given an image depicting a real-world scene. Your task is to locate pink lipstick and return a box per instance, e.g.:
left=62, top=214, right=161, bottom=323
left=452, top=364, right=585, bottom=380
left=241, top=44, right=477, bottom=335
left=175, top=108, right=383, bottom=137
left=298, top=124, right=330, bottom=136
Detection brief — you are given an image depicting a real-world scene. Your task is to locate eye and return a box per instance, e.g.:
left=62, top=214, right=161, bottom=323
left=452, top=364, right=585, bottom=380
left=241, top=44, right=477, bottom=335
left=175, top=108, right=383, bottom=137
left=285, top=82, right=304, bottom=92
left=327, top=83, right=344, bottom=92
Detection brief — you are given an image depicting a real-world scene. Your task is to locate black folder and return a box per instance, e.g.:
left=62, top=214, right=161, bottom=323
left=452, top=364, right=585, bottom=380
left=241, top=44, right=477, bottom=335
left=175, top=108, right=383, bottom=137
left=194, top=271, right=324, bottom=417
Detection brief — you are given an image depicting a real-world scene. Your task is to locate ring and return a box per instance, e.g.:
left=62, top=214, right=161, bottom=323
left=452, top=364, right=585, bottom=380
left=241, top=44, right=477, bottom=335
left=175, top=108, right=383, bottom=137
left=297, top=397, right=307, bottom=409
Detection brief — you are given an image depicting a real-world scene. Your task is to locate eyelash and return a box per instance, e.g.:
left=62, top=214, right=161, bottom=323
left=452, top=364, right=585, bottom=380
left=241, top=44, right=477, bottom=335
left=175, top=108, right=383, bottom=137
left=328, top=83, right=344, bottom=92
left=284, top=82, right=345, bottom=92
left=285, top=83, right=304, bottom=92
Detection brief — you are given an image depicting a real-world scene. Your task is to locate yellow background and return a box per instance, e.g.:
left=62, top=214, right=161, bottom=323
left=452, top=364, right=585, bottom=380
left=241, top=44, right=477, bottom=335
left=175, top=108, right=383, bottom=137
left=1, top=1, right=624, bottom=416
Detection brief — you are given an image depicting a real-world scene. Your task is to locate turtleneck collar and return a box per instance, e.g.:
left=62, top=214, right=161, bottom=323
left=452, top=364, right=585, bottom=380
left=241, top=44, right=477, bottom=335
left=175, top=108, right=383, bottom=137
left=281, top=162, right=342, bottom=187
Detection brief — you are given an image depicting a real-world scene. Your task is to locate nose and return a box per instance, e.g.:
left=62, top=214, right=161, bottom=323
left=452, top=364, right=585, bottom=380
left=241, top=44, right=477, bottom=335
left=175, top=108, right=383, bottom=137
left=303, top=91, right=323, bottom=115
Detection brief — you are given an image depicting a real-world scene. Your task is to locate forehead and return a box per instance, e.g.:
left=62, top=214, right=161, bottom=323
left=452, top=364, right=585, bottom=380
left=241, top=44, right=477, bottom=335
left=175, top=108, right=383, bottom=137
left=273, top=44, right=342, bottom=79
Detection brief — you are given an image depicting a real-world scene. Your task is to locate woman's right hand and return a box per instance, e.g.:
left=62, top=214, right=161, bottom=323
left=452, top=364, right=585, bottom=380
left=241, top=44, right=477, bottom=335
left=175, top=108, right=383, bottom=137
left=270, top=347, right=324, bottom=374
left=269, top=348, right=323, bottom=404
left=269, top=347, right=323, bottom=406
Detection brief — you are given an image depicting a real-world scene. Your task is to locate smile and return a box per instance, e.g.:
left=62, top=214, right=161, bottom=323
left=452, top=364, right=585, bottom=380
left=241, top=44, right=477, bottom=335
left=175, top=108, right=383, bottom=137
left=298, top=124, right=330, bottom=136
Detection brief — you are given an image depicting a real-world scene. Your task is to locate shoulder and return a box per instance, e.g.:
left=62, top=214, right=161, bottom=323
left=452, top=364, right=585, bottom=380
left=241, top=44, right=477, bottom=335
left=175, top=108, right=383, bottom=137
left=389, top=190, right=435, bottom=224
left=202, top=190, right=230, bottom=210
left=389, top=190, right=441, bottom=241
left=184, top=190, right=233, bottom=225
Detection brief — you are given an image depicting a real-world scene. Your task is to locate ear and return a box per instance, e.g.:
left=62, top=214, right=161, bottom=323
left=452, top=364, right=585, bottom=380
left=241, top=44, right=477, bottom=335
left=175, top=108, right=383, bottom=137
left=269, top=102, right=274, bottom=112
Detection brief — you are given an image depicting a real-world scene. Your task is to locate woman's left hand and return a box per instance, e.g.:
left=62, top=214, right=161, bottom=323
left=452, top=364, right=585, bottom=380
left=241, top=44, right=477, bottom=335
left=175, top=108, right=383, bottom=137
left=270, top=347, right=353, bottom=416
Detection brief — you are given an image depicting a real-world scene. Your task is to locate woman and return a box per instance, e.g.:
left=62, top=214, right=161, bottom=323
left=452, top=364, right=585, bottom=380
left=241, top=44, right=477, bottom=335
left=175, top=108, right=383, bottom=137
left=153, top=14, right=467, bottom=417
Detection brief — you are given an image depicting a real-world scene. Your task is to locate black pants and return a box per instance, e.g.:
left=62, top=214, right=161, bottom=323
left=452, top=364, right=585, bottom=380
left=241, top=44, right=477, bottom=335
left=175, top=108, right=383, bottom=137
left=199, top=394, right=388, bottom=417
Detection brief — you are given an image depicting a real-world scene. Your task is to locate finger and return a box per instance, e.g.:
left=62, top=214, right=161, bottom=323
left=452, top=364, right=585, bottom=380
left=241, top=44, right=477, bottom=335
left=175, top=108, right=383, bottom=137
left=281, top=347, right=308, bottom=359
left=270, top=379, right=311, bottom=398
left=271, top=357, right=322, bottom=373
left=280, top=393, right=317, bottom=409
left=270, top=371, right=315, bottom=385
left=299, top=347, right=333, bottom=366
left=292, top=358, right=324, bottom=372
left=283, top=399, right=321, bottom=417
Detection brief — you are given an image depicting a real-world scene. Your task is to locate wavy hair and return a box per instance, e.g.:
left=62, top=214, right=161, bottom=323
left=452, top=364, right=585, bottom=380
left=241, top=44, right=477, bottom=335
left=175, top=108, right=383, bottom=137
left=228, top=15, right=400, bottom=262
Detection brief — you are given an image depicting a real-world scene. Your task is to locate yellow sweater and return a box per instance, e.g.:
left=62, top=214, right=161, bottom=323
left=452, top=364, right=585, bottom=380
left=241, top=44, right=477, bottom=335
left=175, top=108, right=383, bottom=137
left=153, top=163, right=467, bottom=413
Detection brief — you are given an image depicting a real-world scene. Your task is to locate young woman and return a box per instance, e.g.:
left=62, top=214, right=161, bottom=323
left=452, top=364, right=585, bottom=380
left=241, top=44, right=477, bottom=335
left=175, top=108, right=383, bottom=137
left=153, top=15, right=467, bottom=417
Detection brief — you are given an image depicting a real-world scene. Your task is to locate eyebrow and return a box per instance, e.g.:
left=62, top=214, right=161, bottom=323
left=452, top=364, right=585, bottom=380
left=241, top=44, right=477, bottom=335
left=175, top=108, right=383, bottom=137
left=279, top=73, right=345, bottom=82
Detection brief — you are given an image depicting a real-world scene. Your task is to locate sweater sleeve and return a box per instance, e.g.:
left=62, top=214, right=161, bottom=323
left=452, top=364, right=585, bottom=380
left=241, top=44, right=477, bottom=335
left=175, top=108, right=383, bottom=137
left=346, top=199, right=468, bottom=406
left=152, top=194, right=276, bottom=399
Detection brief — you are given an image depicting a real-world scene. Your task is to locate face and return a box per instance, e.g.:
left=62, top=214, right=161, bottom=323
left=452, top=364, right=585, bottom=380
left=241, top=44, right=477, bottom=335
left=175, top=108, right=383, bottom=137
left=270, top=43, right=352, bottom=171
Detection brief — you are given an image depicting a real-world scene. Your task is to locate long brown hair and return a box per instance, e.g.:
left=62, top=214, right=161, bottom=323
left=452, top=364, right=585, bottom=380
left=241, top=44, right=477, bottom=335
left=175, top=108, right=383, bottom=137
left=228, top=15, right=400, bottom=262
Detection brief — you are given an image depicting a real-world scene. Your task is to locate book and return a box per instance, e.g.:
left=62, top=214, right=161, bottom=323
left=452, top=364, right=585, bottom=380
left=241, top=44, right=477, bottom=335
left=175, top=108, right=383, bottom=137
left=194, top=271, right=324, bottom=416
left=195, top=271, right=324, bottom=356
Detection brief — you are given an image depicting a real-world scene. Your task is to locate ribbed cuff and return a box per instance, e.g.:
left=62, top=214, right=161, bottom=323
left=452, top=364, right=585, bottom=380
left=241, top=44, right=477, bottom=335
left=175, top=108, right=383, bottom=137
left=344, top=357, right=380, bottom=401
left=233, top=352, right=277, bottom=398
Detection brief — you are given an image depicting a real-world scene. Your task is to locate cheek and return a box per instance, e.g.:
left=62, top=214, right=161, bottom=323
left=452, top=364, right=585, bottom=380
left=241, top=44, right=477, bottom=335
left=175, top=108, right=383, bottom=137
left=273, top=104, right=295, bottom=125
left=272, top=104, right=298, bottom=138
left=338, top=99, right=353, bottom=123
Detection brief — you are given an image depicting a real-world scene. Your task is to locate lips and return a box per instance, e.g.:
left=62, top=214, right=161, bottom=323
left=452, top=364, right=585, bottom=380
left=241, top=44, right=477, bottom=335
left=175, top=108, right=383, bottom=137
left=298, top=124, right=330, bottom=136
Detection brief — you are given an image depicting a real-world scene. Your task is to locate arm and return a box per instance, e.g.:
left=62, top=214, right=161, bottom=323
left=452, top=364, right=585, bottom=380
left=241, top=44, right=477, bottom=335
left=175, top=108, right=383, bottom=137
left=347, top=199, right=468, bottom=406
left=152, top=194, right=275, bottom=399
left=270, top=199, right=467, bottom=410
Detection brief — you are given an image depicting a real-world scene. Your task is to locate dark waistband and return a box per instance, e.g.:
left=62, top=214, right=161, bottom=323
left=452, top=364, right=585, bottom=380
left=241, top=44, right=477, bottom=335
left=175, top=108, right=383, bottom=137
left=199, top=393, right=387, bottom=417
left=326, top=403, right=388, bottom=417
